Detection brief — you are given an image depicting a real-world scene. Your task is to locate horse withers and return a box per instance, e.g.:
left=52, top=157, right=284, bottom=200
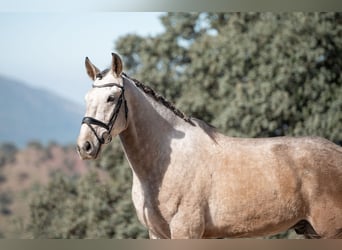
left=77, top=53, right=342, bottom=239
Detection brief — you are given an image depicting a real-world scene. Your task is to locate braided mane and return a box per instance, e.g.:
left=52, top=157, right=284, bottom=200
left=122, top=73, right=194, bottom=126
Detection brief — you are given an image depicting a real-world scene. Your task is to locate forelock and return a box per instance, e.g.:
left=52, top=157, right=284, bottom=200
left=95, top=68, right=110, bottom=80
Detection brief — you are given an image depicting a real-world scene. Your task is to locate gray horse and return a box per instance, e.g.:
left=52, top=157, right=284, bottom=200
left=77, top=53, right=342, bottom=239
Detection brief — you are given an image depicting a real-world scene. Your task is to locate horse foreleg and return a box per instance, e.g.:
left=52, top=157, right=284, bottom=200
left=149, top=230, right=160, bottom=239
left=169, top=209, right=205, bottom=239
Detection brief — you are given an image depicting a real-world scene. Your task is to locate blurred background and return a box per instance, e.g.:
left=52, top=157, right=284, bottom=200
left=0, top=12, right=341, bottom=238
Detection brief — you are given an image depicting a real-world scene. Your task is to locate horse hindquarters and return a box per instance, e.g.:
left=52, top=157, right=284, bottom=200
left=303, top=141, right=342, bottom=239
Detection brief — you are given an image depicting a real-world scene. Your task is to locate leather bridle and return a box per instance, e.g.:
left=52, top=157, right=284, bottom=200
left=81, top=82, right=128, bottom=145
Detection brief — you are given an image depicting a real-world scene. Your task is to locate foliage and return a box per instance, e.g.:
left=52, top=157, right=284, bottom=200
left=28, top=168, right=147, bottom=238
left=0, top=143, right=17, bottom=168
left=0, top=192, right=12, bottom=216
left=28, top=13, right=341, bottom=239
left=0, top=143, right=17, bottom=221
left=116, top=12, right=342, bottom=144
left=27, top=136, right=148, bottom=238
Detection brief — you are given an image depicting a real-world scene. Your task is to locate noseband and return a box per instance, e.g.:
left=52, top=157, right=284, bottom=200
left=81, top=82, right=128, bottom=145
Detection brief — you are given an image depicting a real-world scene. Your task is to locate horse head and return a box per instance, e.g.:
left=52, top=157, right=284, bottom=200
left=77, top=53, right=128, bottom=159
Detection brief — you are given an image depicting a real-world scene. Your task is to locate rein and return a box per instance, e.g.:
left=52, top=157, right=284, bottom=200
left=81, top=82, right=128, bottom=145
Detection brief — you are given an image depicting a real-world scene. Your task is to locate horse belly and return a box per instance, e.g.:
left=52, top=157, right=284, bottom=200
left=206, top=188, right=304, bottom=237
left=205, top=160, right=306, bottom=237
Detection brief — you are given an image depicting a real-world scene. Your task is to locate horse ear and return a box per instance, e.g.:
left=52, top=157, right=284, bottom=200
left=85, top=57, right=100, bottom=80
left=111, top=53, right=123, bottom=76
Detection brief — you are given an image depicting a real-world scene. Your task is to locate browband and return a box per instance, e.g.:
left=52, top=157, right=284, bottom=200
left=92, top=82, right=123, bottom=88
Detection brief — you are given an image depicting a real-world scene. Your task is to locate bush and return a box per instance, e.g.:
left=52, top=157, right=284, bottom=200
left=0, top=143, right=18, bottom=168
left=28, top=167, right=147, bottom=238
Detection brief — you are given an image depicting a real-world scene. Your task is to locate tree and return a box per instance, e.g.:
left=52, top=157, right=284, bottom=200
left=116, top=13, right=342, bottom=144
left=0, top=143, right=18, bottom=168
left=0, top=192, right=12, bottom=216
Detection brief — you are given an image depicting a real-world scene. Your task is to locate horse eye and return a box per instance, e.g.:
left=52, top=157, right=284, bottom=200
left=107, top=95, right=115, bottom=102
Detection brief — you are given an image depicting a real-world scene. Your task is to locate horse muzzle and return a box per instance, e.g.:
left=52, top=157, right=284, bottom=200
left=76, top=139, right=100, bottom=160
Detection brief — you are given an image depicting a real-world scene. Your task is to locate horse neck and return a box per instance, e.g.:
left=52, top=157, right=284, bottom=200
left=119, top=78, right=186, bottom=179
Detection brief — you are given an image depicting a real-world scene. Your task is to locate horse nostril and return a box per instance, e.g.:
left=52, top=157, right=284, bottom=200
left=83, top=141, right=92, bottom=152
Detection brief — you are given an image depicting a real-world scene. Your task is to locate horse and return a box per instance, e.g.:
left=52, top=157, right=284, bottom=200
left=77, top=53, right=342, bottom=239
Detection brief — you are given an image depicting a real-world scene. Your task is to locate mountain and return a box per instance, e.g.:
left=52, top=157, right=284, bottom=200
left=0, top=76, right=84, bottom=147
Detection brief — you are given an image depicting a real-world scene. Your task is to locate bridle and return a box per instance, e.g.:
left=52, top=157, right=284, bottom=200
left=81, top=80, right=128, bottom=145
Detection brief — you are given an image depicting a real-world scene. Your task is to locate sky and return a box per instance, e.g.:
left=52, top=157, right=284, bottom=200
left=0, top=12, right=165, bottom=104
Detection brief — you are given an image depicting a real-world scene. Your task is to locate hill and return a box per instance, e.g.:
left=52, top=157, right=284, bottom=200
left=0, top=76, right=84, bottom=147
